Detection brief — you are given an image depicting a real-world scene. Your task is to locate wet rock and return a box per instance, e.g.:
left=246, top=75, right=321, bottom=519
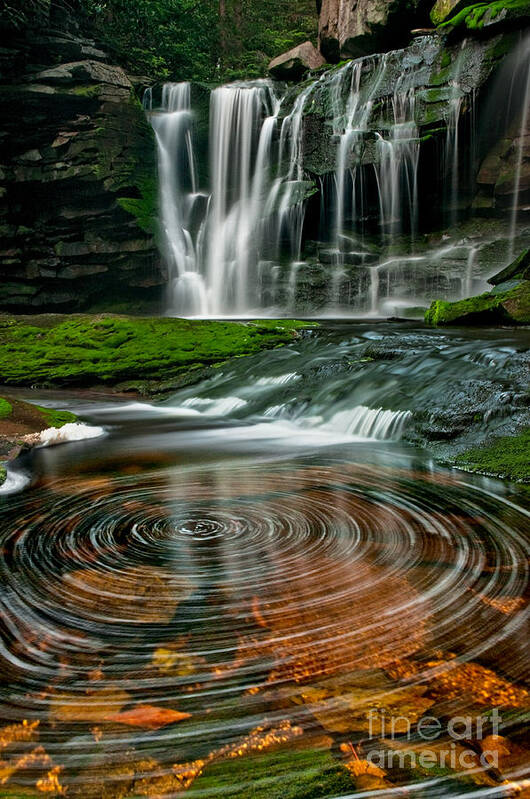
left=488, top=248, right=530, bottom=285
left=269, top=42, right=325, bottom=81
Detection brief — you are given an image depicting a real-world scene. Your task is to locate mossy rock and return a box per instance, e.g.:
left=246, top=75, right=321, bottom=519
left=439, top=0, right=530, bottom=31
left=0, top=315, right=313, bottom=389
left=455, top=428, right=530, bottom=481
left=425, top=280, right=530, bottom=325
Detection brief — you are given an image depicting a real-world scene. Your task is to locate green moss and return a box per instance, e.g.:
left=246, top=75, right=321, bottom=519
left=70, top=84, right=102, bottom=98
left=425, top=281, right=530, bottom=326
left=35, top=407, right=78, bottom=428
left=94, top=93, right=157, bottom=234
left=191, top=747, right=353, bottom=798
left=455, top=428, right=530, bottom=482
left=0, top=315, right=313, bottom=388
left=0, top=398, right=13, bottom=418
left=117, top=175, right=158, bottom=234
left=439, top=0, right=529, bottom=30
left=0, top=465, right=6, bottom=487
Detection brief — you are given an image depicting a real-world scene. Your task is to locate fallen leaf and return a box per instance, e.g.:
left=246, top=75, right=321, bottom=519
left=108, top=705, right=191, bottom=730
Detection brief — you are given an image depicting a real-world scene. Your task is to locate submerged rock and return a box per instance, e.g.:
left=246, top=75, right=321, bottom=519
left=268, top=41, right=325, bottom=81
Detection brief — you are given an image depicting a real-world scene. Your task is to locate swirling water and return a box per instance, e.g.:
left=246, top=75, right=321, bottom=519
left=0, top=324, right=529, bottom=798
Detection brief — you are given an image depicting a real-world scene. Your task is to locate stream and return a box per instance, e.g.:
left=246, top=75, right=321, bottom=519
left=0, top=323, right=528, bottom=797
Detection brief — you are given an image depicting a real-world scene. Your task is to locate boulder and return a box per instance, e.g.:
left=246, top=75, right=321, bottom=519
left=269, top=41, right=325, bottom=81
left=35, top=60, right=132, bottom=88
left=425, top=280, right=530, bottom=325
left=318, top=0, right=432, bottom=61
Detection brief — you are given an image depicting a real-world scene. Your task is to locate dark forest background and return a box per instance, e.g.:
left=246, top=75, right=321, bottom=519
left=1, top=0, right=318, bottom=80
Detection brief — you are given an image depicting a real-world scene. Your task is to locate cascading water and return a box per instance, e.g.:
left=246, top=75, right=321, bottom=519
left=507, top=32, right=530, bottom=259
left=148, top=33, right=529, bottom=318
left=151, top=83, right=208, bottom=315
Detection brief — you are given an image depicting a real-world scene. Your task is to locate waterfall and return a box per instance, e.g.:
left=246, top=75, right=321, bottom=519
left=151, top=83, right=208, bottom=315
left=508, top=33, right=530, bottom=260
left=147, top=33, right=528, bottom=319
left=325, top=406, right=412, bottom=440
left=375, top=86, right=419, bottom=242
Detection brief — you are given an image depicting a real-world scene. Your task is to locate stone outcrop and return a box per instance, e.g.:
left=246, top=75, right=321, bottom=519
left=318, top=0, right=432, bottom=61
left=268, top=41, right=325, bottom=81
left=280, top=32, right=517, bottom=177
left=475, top=110, right=530, bottom=214
left=0, top=29, right=163, bottom=312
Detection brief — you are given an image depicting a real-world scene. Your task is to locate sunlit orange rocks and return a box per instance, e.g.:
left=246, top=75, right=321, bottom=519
left=0, top=719, right=39, bottom=750
left=108, top=705, right=191, bottom=730
left=423, top=661, right=529, bottom=708
left=62, top=567, right=195, bottom=624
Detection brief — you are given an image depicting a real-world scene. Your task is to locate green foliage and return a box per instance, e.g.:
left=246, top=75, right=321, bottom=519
left=3, top=0, right=318, bottom=81
left=0, top=397, right=12, bottom=418
left=219, top=0, right=318, bottom=80
left=0, top=315, right=312, bottom=387
left=82, top=0, right=220, bottom=81
left=455, top=428, right=530, bottom=482
left=0, top=0, right=51, bottom=30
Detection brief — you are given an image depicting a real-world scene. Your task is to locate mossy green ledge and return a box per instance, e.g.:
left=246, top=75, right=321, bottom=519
left=0, top=315, right=315, bottom=393
left=454, top=428, right=530, bottom=482
left=425, top=280, right=530, bottom=326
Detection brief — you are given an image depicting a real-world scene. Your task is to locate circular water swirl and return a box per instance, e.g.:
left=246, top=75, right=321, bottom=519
left=0, top=459, right=527, bottom=796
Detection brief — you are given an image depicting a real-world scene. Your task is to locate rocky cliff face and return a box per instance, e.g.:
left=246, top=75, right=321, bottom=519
left=318, top=0, right=432, bottom=61
left=0, top=28, right=164, bottom=312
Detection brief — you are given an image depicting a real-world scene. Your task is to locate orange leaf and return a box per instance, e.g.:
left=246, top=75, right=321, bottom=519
left=107, top=705, right=191, bottom=730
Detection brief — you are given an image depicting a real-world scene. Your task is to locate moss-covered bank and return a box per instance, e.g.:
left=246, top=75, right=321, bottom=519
left=453, top=428, right=530, bottom=482
left=0, top=315, right=313, bottom=393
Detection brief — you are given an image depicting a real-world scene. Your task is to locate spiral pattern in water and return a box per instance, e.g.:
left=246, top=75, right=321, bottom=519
left=0, top=458, right=528, bottom=797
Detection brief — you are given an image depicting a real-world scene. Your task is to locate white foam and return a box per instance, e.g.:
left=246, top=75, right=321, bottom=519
left=0, top=468, right=31, bottom=495
left=181, top=396, right=247, bottom=416
left=323, top=406, right=412, bottom=440
left=38, top=423, right=106, bottom=447
left=255, top=373, right=301, bottom=386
